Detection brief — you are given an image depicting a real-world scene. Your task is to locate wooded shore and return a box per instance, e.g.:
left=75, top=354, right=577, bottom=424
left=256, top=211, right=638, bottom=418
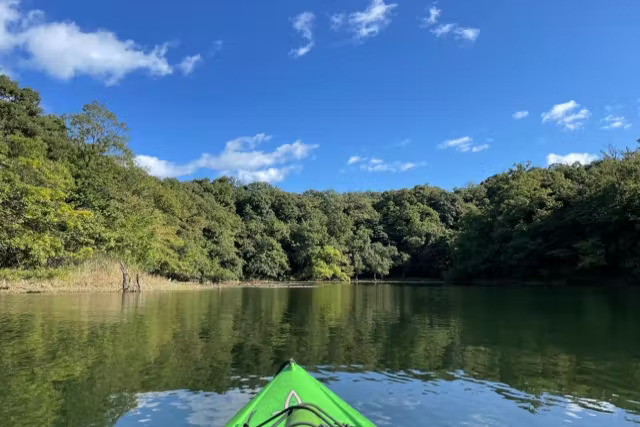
left=2, top=75, right=640, bottom=286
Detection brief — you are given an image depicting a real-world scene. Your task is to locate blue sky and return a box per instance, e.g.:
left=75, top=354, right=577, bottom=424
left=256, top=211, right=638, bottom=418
left=1, top=0, right=639, bottom=192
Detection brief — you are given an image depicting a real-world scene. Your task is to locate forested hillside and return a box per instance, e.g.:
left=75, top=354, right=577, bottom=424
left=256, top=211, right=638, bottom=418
left=1, top=76, right=639, bottom=283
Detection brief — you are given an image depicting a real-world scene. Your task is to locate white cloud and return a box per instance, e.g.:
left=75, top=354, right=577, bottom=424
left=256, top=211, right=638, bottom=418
left=512, top=110, right=529, bottom=120
left=0, top=0, right=194, bottom=84
left=431, top=24, right=479, bottom=41
left=0, top=0, right=20, bottom=51
left=346, top=156, right=423, bottom=172
left=438, top=136, right=471, bottom=150
left=136, top=133, right=318, bottom=183
left=471, top=144, right=489, bottom=152
left=422, top=5, right=479, bottom=43
left=330, top=13, right=346, bottom=31
left=331, top=0, right=398, bottom=41
left=420, top=5, right=441, bottom=27
left=541, top=100, right=578, bottom=122
left=135, top=155, right=197, bottom=178
left=178, top=54, right=202, bottom=76
left=546, top=153, right=599, bottom=166
left=431, top=23, right=455, bottom=37
left=398, top=162, right=418, bottom=171
left=21, top=23, right=172, bottom=84
left=601, top=114, right=631, bottom=130
left=290, top=11, right=315, bottom=58
left=347, top=155, right=364, bottom=165
left=237, top=167, right=296, bottom=184
left=438, top=136, right=488, bottom=153
left=541, top=100, right=591, bottom=131
left=454, top=27, right=480, bottom=42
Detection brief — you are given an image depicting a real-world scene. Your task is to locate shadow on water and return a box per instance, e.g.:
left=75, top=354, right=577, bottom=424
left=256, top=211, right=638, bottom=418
left=1, top=284, right=639, bottom=426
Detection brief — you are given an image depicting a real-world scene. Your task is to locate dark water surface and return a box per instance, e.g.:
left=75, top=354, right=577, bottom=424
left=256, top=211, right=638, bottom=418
left=1, top=284, right=639, bottom=426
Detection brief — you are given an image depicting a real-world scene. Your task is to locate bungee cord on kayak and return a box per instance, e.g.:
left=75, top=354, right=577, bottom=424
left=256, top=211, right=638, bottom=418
left=227, top=360, right=374, bottom=427
left=244, top=403, right=354, bottom=426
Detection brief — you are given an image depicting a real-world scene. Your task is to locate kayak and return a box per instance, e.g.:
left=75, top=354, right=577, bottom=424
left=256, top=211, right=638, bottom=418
left=225, top=360, right=376, bottom=426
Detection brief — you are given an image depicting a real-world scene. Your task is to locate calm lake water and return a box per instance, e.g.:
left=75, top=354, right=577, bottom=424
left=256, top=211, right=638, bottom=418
left=1, top=284, right=639, bottom=426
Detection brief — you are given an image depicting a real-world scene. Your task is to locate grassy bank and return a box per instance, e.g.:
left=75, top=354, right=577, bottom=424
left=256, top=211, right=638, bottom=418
left=3, top=260, right=621, bottom=293
left=0, top=258, right=211, bottom=294
left=0, top=258, right=330, bottom=293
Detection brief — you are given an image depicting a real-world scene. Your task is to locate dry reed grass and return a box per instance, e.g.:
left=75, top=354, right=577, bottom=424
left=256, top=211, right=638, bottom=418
left=0, top=257, right=206, bottom=294
left=0, top=257, right=321, bottom=294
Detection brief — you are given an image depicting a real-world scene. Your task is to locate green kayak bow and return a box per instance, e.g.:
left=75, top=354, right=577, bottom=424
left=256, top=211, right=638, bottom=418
left=225, top=360, right=376, bottom=427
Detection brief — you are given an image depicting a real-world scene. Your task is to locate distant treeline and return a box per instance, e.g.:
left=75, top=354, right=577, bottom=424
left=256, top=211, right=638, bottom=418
left=1, top=76, right=639, bottom=283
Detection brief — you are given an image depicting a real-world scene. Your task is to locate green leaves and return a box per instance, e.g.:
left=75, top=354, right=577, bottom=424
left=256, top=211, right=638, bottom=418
left=2, top=74, right=639, bottom=284
left=310, top=246, right=350, bottom=281
left=365, top=243, right=398, bottom=280
left=452, top=154, right=640, bottom=281
left=65, top=101, right=132, bottom=164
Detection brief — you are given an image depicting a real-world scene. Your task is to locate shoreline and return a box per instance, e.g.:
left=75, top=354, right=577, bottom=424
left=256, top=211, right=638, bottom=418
left=0, top=258, right=446, bottom=294
left=0, top=258, right=325, bottom=294
left=0, top=274, right=447, bottom=294
left=0, top=278, right=328, bottom=294
left=1, top=264, right=634, bottom=294
left=3, top=277, right=636, bottom=294
left=0, top=278, right=443, bottom=294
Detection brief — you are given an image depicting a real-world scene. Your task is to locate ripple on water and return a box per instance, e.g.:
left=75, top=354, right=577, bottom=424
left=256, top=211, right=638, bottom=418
left=2, top=285, right=640, bottom=426
left=310, top=369, right=640, bottom=427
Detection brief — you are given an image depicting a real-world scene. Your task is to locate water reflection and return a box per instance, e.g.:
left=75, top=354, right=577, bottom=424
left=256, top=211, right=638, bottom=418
left=1, top=284, right=639, bottom=426
left=115, top=370, right=640, bottom=427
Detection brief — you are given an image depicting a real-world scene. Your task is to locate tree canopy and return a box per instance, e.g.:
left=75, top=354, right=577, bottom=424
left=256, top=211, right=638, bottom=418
left=1, top=75, right=639, bottom=283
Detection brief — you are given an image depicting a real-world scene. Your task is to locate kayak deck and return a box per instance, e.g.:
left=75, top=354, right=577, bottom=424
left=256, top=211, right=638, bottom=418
left=225, top=360, right=375, bottom=426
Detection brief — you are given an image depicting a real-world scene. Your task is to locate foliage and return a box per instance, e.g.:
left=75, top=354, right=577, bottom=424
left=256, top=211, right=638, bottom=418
left=451, top=154, right=640, bottom=281
left=365, top=242, right=399, bottom=280
left=310, top=246, right=350, bottom=281
left=1, top=75, right=639, bottom=283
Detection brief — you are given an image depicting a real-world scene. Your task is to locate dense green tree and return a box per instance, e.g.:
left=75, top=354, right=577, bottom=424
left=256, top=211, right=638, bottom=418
left=309, top=246, right=350, bottom=281
left=376, top=189, right=449, bottom=277
left=239, top=221, right=290, bottom=280
left=0, top=75, right=43, bottom=138
left=65, top=101, right=132, bottom=165
left=348, top=228, right=372, bottom=280
left=0, top=78, right=97, bottom=268
left=451, top=153, right=640, bottom=281
left=1, top=75, right=640, bottom=283
left=365, top=242, right=399, bottom=280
